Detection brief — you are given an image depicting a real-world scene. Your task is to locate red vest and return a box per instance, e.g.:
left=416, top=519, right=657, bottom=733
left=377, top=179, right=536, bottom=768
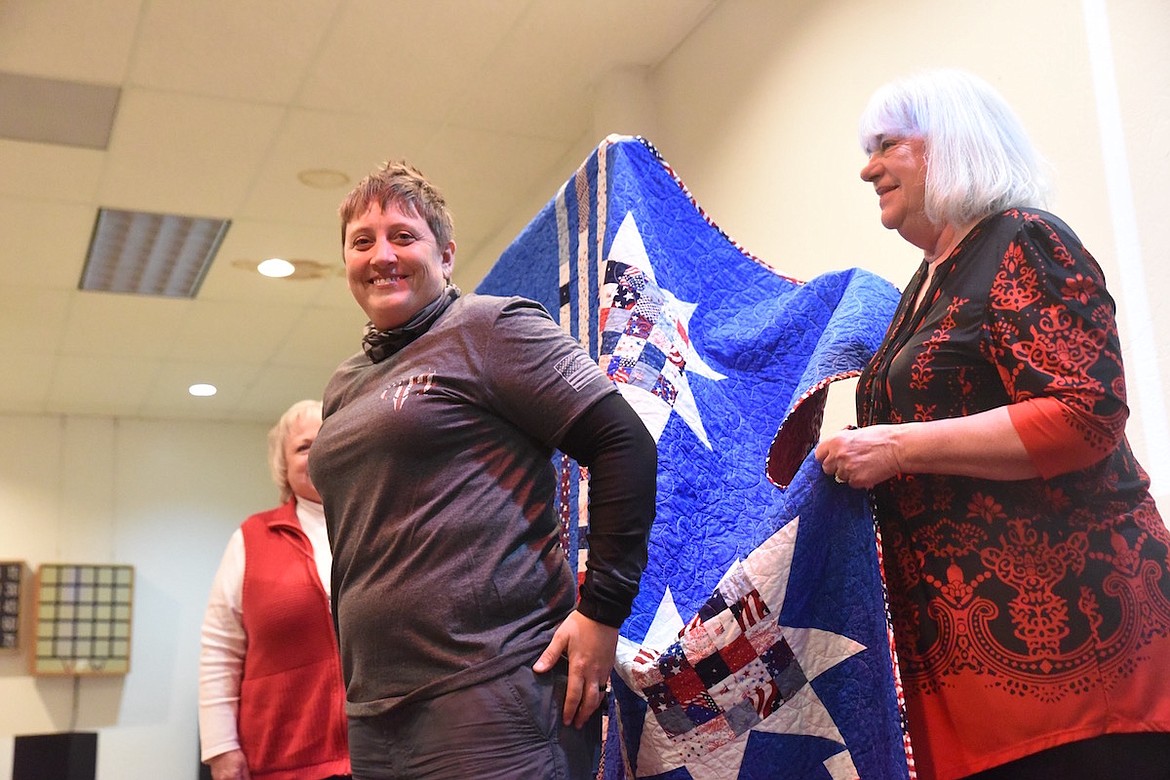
left=238, top=501, right=350, bottom=780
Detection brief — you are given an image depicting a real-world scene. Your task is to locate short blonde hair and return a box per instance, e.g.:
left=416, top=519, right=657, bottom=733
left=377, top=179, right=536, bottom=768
left=267, top=399, right=323, bottom=504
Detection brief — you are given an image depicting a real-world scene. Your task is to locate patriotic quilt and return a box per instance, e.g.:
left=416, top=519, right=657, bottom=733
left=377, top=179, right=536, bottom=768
left=477, top=136, right=911, bottom=779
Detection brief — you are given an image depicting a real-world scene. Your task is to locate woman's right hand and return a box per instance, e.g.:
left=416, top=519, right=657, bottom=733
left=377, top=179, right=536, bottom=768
left=208, top=749, right=251, bottom=780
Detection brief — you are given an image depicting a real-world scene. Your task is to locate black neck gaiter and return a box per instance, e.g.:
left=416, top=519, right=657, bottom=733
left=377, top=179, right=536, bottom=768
left=360, top=284, right=461, bottom=363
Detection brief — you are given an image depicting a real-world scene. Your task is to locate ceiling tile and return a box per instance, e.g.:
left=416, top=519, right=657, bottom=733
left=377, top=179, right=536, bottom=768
left=236, top=107, right=438, bottom=226
left=296, top=0, right=529, bottom=120
left=234, top=364, right=341, bottom=416
left=45, top=354, right=159, bottom=416
left=308, top=271, right=362, bottom=312
left=168, top=301, right=308, bottom=363
left=423, top=125, right=573, bottom=266
left=0, top=352, right=54, bottom=412
left=137, top=358, right=265, bottom=421
left=0, top=0, right=141, bottom=83
left=0, top=139, right=104, bottom=201
left=269, top=305, right=365, bottom=368
left=0, top=73, right=120, bottom=149
left=97, top=88, right=285, bottom=216
left=128, top=0, right=343, bottom=102
left=0, top=288, right=71, bottom=353
left=196, top=217, right=341, bottom=304
left=60, top=292, right=191, bottom=359
left=0, top=197, right=96, bottom=290
left=457, top=0, right=718, bottom=139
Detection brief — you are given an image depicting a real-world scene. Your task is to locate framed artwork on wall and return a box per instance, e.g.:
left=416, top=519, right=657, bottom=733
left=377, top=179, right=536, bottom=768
left=1, top=561, right=24, bottom=651
left=29, top=563, right=134, bottom=676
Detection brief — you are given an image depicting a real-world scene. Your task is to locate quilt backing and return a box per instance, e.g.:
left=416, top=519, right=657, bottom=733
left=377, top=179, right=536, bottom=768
left=477, top=136, right=912, bottom=779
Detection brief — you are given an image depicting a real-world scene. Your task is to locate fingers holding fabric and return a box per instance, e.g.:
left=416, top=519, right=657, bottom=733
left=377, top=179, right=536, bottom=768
left=815, top=424, right=903, bottom=489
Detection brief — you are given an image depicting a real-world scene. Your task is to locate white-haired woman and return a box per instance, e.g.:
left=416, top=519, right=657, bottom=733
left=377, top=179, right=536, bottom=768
left=199, top=400, right=350, bottom=780
left=816, top=70, right=1170, bottom=779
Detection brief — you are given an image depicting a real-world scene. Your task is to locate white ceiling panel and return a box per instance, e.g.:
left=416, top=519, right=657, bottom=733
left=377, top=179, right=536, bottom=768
left=421, top=124, right=575, bottom=266
left=0, top=353, right=54, bottom=412
left=234, top=363, right=345, bottom=416
left=0, top=197, right=96, bottom=290
left=235, top=107, right=437, bottom=226
left=296, top=0, right=530, bottom=120
left=0, top=288, right=72, bottom=353
left=168, top=301, right=309, bottom=363
left=195, top=218, right=340, bottom=304
left=458, top=0, right=717, bottom=138
left=0, top=0, right=141, bottom=83
left=45, top=354, right=160, bottom=416
left=269, top=304, right=365, bottom=368
left=137, top=358, right=265, bottom=421
left=60, top=293, right=192, bottom=359
left=97, top=89, right=286, bottom=216
left=0, top=139, right=104, bottom=201
left=307, top=269, right=363, bottom=312
left=128, top=0, right=344, bottom=102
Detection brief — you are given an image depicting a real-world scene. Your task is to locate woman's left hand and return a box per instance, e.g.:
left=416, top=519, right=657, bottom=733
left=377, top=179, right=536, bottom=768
left=533, top=610, right=618, bottom=728
left=815, top=424, right=904, bottom=489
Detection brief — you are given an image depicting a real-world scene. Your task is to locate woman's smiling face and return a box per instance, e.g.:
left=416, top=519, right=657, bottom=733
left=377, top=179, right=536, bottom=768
left=343, top=200, right=455, bottom=330
left=860, top=135, right=936, bottom=249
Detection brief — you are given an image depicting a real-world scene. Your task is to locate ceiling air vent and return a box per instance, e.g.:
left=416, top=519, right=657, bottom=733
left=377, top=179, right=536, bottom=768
left=79, top=208, right=231, bottom=298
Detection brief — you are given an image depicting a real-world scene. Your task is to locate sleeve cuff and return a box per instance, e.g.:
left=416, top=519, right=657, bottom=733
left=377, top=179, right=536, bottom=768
left=1007, top=397, right=1114, bottom=479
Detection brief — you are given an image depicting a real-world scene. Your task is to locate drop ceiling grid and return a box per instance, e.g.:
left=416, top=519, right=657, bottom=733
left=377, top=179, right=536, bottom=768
left=0, top=0, right=720, bottom=423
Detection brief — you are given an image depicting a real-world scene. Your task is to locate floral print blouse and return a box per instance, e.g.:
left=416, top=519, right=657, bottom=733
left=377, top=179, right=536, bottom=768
left=856, top=208, right=1170, bottom=779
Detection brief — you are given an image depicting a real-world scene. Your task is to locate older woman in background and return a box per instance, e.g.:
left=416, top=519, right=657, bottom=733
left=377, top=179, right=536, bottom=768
left=816, top=69, right=1170, bottom=779
left=199, top=399, right=350, bottom=780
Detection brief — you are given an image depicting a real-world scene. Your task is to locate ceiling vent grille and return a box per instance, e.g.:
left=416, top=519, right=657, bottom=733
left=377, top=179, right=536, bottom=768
left=79, top=208, right=231, bottom=298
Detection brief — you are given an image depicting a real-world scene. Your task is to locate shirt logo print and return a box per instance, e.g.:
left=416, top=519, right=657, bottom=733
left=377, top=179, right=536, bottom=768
left=380, top=372, right=435, bottom=411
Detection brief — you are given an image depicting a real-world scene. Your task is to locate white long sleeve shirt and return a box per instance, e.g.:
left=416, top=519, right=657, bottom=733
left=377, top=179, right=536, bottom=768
left=197, top=499, right=331, bottom=762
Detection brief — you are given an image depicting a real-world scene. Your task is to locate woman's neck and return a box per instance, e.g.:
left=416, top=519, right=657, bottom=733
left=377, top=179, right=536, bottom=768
left=924, top=220, right=976, bottom=266
left=911, top=220, right=975, bottom=311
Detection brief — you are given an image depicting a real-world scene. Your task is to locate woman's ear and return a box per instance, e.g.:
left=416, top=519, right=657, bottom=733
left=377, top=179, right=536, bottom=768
left=441, top=240, right=456, bottom=279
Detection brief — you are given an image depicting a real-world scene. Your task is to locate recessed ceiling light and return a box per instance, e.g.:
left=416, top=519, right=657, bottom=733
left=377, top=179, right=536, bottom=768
left=233, top=258, right=338, bottom=280
left=80, top=208, right=231, bottom=298
left=257, top=257, right=296, bottom=278
left=297, top=168, right=350, bottom=189
left=188, top=383, right=217, bottom=397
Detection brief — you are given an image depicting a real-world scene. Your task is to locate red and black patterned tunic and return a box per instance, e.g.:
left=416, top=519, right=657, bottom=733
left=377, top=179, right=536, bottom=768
left=857, top=208, right=1170, bottom=780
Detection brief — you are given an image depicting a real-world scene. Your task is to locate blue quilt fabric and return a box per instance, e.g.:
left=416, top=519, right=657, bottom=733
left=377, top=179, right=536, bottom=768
left=477, top=136, right=911, bottom=779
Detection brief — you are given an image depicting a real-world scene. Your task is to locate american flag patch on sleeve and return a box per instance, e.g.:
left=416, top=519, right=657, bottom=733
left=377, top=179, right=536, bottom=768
left=554, top=352, right=600, bottom=391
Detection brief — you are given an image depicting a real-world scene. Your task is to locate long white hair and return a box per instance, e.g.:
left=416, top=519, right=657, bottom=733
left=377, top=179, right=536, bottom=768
left=859, top=69, right=1051, bottom=226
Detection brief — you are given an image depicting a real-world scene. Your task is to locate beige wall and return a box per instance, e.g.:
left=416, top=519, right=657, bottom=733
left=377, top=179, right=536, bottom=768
left=0, top=1, right=1165, bottom=777
left=0, top=416, right=271, bottom=779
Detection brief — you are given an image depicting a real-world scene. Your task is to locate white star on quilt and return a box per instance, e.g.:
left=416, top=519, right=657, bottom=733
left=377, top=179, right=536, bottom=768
left=615, top=517, right=864, bottom=780
left=602, top=211, right=726, bottom=449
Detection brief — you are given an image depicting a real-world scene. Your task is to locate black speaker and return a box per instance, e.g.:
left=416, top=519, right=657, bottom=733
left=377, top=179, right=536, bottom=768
left=12, top=731, right=97, bottom=780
